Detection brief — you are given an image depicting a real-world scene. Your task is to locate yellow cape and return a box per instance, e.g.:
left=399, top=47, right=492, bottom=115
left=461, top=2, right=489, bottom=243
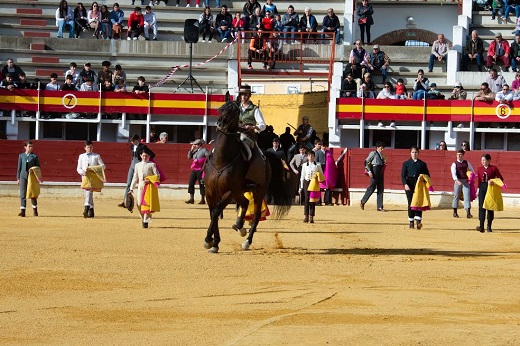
left=411, top=174, right=433, bottom=210
left=240, top=192, right=270, bottom=221
left=308, top=171, right=325, bottom=192
left=26, top=166, right=42, bottom=199
left=141, top=175, right=160, bottom=214
left=81, top=165, right=106, bottom=192
left=483, top=178, right=504, bottom=211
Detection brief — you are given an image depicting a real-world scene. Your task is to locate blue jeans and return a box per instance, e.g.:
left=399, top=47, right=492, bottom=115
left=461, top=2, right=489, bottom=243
left=205, top=0, right=220, bottom=7
left=461, top=53, right=483, bottom=71
left=283, top=26, right=296, bottom=42
left=100, top=22, right=112, bottom=38
left=505, top=4, right=520, bottom=18
left=512, top=56, right=520, bottom=71
left=412, top=90, right=426, bottom=100
left=429, top=53, right=445, bottom=71
left=217, top=27, right=230, bottom=40
left=320, top=28, right=341, bottom=44
left=57, top=19, right=75, bottom=38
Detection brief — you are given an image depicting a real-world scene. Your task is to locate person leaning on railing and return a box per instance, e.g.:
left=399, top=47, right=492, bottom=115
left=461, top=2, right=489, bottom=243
left=474, top=82, right=495, bottom=102
left=340, top=72, right=357, bottom=98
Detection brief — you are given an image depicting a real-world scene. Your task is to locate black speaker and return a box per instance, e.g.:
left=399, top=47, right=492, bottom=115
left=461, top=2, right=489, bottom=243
left=184, top=19, right=199, bottom=44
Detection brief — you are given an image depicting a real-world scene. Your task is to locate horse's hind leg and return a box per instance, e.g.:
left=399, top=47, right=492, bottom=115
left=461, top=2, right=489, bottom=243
left=232, top=195, right=249, bottom=237
left=204, top=207, right=219, bottom=250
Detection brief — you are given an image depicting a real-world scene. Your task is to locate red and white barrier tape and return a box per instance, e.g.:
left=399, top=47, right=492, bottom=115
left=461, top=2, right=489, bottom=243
left=151, top=36, right=238, bottom=89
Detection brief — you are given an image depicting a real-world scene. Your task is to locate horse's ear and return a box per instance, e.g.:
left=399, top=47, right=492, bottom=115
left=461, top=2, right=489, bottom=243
left=225, top=91, right=231, bottom=103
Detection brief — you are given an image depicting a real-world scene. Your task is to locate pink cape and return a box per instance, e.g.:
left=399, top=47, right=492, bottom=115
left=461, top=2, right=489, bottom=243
left=320, top=150, right=338, bottom=189
left=150, top=158, right=167, bottom=182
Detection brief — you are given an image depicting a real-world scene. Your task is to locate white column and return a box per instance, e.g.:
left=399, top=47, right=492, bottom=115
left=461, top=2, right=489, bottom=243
left=343, top=0, right=354, bottom=45
left=462, top=0, right=473, bottom=20
left=329, top=62, right=343, bottom=147
left=228, top=60, right=239, bottom=94
left=447, top=50, right=459, bottom=86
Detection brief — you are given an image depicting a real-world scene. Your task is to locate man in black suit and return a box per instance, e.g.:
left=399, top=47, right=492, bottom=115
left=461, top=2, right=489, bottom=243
left=118, top=134, right=155, bottom=208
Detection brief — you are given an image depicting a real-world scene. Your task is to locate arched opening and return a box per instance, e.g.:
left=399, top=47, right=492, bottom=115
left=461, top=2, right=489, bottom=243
left=372, top=29, right=451, bottom=46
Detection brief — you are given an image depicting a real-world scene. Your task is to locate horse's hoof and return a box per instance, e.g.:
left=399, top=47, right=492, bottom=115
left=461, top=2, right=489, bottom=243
left=242, top=240, right=250, bottom=250
left=239, top=228, right=247, bottom=237
left=208, top=247, right=219, bottom=253
left=204, top=240, right=214, bottom=249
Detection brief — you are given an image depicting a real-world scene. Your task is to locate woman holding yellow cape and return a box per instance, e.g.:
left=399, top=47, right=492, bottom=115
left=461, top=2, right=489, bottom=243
left=16, top=141, right=42, bottom=217
left=476, top=154, right=505, bottom=233
left=299, top=150, right=324, bottom=223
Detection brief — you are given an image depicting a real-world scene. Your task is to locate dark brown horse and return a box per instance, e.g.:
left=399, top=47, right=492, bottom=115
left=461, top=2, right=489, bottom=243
left=203, top=95, right=292, bottom=253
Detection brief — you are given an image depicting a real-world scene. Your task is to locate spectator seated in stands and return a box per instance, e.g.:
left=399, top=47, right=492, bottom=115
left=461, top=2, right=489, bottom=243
left=61, top=74, right=77, bottom=91
left=114, top=79, right=127, bottom=92
left=377, top=82, right=395, bottom=99
left=98, top=60, right=113, bottom=85
left=427, top=83, right=444, bottom=100
left=110, top=3, right=125, bottom=40
left=412, top=69, right=429, bottom=100
left=394, top=78, right=408, bottom=99
left=200, top=7, right=216, bottom=42
left=281, top=5, right=299, bottom=44
left=80, top=76, right=98, bottom=91
left=461, top=30, right=484, bottom=72
left=247, top=29, right=268, bottom=69
left=56, top=0, right=75, bottom=39
left=346, top=40, right=367, bottom=79
left=267, top=30, right=283, bottom=69
left=428, top=33, right=449, bottom=72
left=45, top=73, right=60, bottom=91
left=486, top=32, right=510, bottom=71
left=273, top=14, right=283, bottom=32
left=321, top=8, right=340, bottom=44
left=511, top=72, right=520, bottom=92
left=357, top=82, right=375, bottom=99
left=510, top=35, right=520, bottom=72
left=475, top=82, right=495, bottom=102
left=73, top=2, right=88, bottom=38
left=495, top=84, right=513, bottom=103
left=341, top=72, right=357, bottom=98
left=231, top=11, right=245, bottom=42
left=65, top=62, right=81, bottom=88
left=504, top=0, right=520, bottom=22
left=243, top=0, right=261, bottom=26
left=128, top=7, right=145, bottom=40
left=143, top=6, right=158, bottom=41
left=485, top=68, right=507, bottom=93
left=99, top=5, right=112, bottom=39
left=133, top=76, right=149, bottom=95
left=0, top=73, right=16, bottom=91
left=113, top=64, right=127, bottom=85
left=80, top=62, right=98, bottom=86
left=15, top=72, right=31, bottom=89
left=87, top=2, right=101, bottom=38
left=215, top=5, right=233, bottom=42
left=1, top=59, right=24, bottom=82
left=448, top=82, right=468, bottom=100
left=299, top=7, right=317, bottom=43
left=361, top=72, right=375, bottom=92
left=490, top=0, right=505, bottom=20
left=101, top=78, right=115, bottom=92
left=364, top=45, right=390, bottom=83
left=261, top=0, right=278, bottom=16
left=261, top=10, right=274, bottom=31
left=514, top=16, right=520, bottom=36
left=249, top=7, right=263, bottom=32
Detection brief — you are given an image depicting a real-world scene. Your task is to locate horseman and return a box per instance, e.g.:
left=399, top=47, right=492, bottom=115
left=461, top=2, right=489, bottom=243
left=237, top=84, right=267, bottom=189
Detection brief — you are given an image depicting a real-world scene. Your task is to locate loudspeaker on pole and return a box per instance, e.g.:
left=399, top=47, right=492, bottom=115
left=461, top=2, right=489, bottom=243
left=184, top=19, right=199, bottom=44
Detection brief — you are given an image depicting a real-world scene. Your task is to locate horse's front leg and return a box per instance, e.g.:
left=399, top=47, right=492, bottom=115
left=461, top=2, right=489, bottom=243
left=242, top=195, right=263, bottom=250
left=205, top=206, right=219, bottom=251
left=232, top=195, right=249, bottom=237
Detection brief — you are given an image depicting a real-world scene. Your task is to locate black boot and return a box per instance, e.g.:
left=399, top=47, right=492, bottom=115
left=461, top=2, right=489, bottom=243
left=88, top=208, right=94, bottom=218
left=18, top=209, right=26, bottom=217
left=486, top=221, right=492, bottom=232
left=303, top=215, right=309, bottom=223
left=185, top=193, right=194, bottom=204
left=466, top=208, right=473, bottom=219
left=198, top=195, right=206, bottom=205
left=309, top=215, right=314, bottom=223
left=476, top=224, right=485, bottom=233
left=83, top=206, right=90, bottom=218
left=416, top=220, right=423, bottom=230
left=453, top=208, right=459, bottom=218
left=33, top=207, right=38, bottom=217
left=409, top=221, right=414, bottom=229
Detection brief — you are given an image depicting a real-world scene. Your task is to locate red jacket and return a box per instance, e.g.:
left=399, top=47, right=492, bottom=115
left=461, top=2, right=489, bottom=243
left=488, top=39, right=510, bottom=57
left=128, top=11, right=144, bottom=29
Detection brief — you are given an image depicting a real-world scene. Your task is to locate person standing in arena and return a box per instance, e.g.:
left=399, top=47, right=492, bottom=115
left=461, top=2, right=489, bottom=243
left=401, top=146, right=431, bottom=229
left=16, top=141, right=42, bottom=217
left=360, top=141, right=386, bottom=211
left=451, top=149, right=475, bottom=218
left=186, top=139, right=209, bottom=205
left=77, top=141, right=105, bottom=218
left=476, top=154, right=504, bottom=233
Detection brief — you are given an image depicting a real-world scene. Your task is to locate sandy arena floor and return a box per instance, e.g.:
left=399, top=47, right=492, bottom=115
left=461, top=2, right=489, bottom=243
left=1, top=196, right=519, bottom=345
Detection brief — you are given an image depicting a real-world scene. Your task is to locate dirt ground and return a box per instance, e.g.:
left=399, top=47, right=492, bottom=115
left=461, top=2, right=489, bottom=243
left=1, top=196, right=519, bottom=345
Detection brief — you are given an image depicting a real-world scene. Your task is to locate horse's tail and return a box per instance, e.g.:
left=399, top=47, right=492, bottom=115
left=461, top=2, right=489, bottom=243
left=265, top=151, right=292, bottom=219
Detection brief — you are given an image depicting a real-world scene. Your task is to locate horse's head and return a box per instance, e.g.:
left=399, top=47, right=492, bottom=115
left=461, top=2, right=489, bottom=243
left=216, top=92, right=240, bottom=133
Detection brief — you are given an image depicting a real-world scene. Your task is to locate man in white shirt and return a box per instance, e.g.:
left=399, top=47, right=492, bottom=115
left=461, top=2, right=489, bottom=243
left=143, top=5, right=158, bottom=41
left=76, top=141, right=105, bottom=218
left=495, top=84, right=513, bottom=103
